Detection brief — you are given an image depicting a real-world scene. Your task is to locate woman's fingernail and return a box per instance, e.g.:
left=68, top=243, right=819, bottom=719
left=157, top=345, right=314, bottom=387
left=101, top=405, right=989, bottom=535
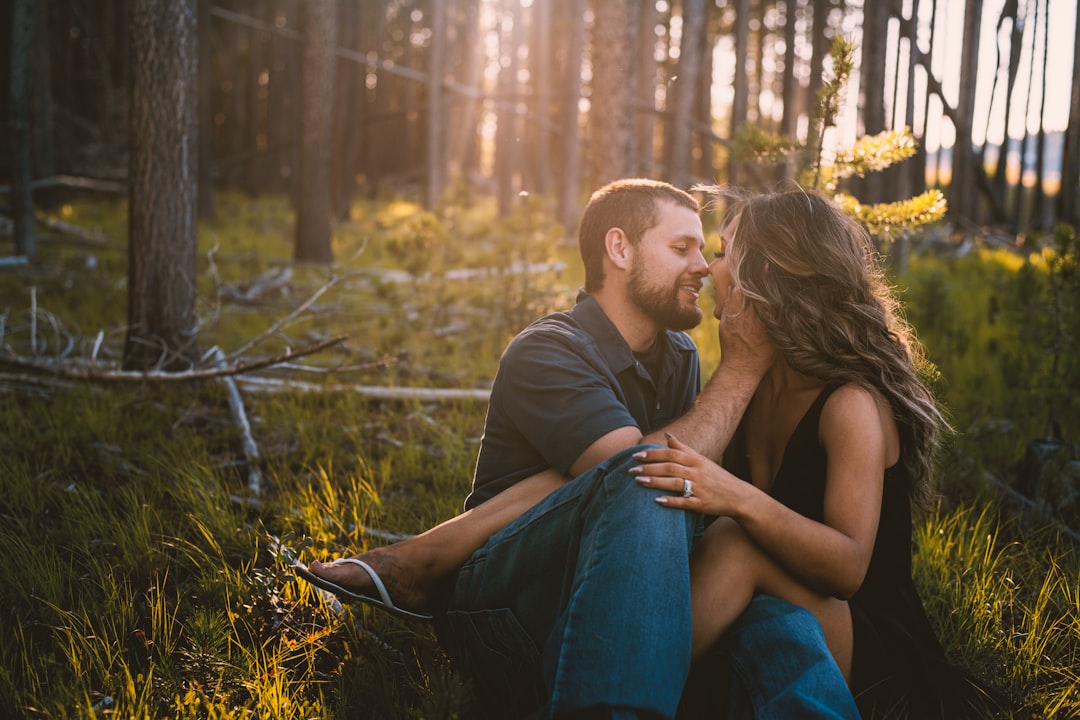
left=635, top=476, right=652, bottom=485
left=664, top=432, right=673, bottom=439
left=632, top=451, right=646, bottom=460
left=628, top=465, right=642, bottom=474
left=654, top=496, right=669, bottom=505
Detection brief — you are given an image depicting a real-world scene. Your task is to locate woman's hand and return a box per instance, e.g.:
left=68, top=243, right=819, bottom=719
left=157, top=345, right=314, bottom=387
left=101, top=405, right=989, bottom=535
left=717, top=288, right=775, bottom=377
left=629, top=434, right=749, bottom=517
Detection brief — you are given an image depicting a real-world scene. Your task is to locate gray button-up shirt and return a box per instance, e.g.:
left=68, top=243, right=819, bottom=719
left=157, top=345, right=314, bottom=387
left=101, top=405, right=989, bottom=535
left=466, top=291, right=700, bottom=509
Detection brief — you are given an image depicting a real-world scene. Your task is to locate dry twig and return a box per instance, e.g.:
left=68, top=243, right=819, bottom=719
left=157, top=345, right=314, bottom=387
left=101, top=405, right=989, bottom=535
left=0, top=335, right=348, bottom=383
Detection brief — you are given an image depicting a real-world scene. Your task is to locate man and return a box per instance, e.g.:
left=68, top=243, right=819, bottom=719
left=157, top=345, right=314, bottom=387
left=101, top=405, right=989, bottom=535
left=305, top=180, right=858, bottom=719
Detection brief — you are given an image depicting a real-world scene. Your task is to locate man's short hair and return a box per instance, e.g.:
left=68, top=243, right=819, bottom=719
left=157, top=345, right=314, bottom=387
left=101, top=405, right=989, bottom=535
left=579, top=179, right=700, bottom=292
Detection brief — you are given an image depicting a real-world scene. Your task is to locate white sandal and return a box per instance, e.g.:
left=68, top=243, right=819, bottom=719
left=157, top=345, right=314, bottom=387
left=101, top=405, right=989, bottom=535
left=292, top=557, right=434, bottom=621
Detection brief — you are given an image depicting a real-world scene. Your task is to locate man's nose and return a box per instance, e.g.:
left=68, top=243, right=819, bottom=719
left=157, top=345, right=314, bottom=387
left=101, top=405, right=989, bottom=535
left=691, top=251, right=709, bottom=275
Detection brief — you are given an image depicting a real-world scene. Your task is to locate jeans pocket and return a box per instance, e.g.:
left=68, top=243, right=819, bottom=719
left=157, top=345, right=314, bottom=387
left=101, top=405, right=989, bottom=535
left=438, top=607, right=545, bottom=718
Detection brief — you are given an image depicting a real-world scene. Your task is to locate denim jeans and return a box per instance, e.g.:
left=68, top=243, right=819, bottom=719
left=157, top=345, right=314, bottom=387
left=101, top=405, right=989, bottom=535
left=436, top=445, right=859, bottom=719
left=679, top=595, right=861, bottom=720
left=437, top=445, right=698, bottom=719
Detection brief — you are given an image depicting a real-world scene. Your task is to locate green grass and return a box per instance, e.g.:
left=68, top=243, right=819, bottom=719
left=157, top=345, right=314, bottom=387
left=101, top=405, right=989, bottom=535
left=1, top=195, right=1077, bottom=718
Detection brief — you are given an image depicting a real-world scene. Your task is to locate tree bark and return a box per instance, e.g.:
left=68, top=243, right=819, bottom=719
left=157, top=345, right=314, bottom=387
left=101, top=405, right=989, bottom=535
left=636, top=0, right=659, bottom=177
left=781, top=0, right=800, bottom=141
left=527, top=0, right=553, bottom=196
left=729, top=0, right=751, bottom=186
left=558, top=0, right=586, bottom=234
left=1032, top=0, right=1050, bottom=229
left=293, top=0, right=336, bottom=263
left=125, top=0, right=199, bottom=371
left=10, top=0, right=43, bottom=260
left=589, top=0, right=637, bottom=187
left=858, top=0, right=889, bottom=202
left=425, top=0, right=448, bottom=209
left=495, top=0, right=523, bottom=216
left=668, top=0, right=706, bottom=190
left=949, top=0, right=984, bottom=223
left=989, top=0, right=1023, bottom=221
left=1059, top=6, right=1080, bottom=227
left=197, top=0, right=217, bottom=220
left=696, top=11, right=715, bottom=183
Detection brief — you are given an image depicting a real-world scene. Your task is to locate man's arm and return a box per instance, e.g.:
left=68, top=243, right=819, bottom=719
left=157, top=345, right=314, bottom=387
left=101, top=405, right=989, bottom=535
left=569, top=291, right=772, bottom=474
left=415, top=292, right=771, bottom=566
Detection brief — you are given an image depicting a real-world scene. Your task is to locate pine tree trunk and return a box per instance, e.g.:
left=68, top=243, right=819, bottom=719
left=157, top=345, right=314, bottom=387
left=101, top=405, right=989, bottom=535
left=635, top=0, right=659, bottom=177
left=781, top=0, right=799, bottom=141
left=729, top=0, right=750, bottom=186
left=668, top=0, right=705, bottom=190
left=10, top=0, right=42, bottom=260
left=1059, top=12, right=1080, bottom=227
left=558, top=0, right=586, bottom=234
left=425, top=0, right=448, bottom=209
left=197, top=0, right=217, bottom=220
left=858, top=0, right=888, bottom=202
left=527, top=0, right=552, bottom=196
left=1032, top=0, right=1050, bottom=229
left=495, top=0, right=523, bottom=216
left=589, top=0, right=637, bottom=187
left=990, top=0, right=1023, bottom=221
left=949, top=0, right=983, bottom=223
left=125, top=0, right=199, bottom=371
left=293, top=0, right=336, bottom=263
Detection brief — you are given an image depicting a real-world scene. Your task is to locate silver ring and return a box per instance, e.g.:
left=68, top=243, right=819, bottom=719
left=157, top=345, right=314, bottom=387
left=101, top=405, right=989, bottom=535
left=681, top=478, right=693, bottom=498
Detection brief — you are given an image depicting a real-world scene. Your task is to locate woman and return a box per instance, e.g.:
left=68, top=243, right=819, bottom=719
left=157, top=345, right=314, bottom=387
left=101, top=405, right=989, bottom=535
left=630, top=187, right=995, bottom=718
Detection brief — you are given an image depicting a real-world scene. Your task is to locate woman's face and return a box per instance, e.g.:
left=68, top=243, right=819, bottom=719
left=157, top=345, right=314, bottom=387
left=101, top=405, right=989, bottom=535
left=707, top=213, right=738, bottom=319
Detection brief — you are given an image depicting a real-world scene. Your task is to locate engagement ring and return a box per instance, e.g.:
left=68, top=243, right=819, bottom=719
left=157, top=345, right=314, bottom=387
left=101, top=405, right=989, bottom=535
left=681, top=478, right=693, bottom=498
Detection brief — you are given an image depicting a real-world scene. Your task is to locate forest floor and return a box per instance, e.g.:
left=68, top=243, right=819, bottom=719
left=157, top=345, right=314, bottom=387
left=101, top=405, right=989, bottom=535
left=0, top=193, right=1077, bottom=718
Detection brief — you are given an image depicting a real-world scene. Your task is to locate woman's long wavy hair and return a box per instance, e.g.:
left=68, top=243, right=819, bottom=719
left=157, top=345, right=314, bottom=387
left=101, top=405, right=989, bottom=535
left=703, top=186, right=947, bottom=507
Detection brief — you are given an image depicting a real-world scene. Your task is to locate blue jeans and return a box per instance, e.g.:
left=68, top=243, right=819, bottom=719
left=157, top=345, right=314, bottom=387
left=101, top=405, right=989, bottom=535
left=436, top=445, right=859, bottom=719
left=679, top=595, right=861, bottom=720
left=437, top=445, right=697, bottom=718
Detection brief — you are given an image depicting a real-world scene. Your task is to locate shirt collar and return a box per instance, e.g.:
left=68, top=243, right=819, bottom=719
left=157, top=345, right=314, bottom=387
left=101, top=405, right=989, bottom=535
left=570, top=289, right=698, bottom=372
left=571, top=290, right=638, bottom=374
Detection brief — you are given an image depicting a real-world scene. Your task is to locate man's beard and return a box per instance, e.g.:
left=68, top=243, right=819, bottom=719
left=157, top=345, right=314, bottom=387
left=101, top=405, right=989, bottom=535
left=628, top=258, right=703, bottom=331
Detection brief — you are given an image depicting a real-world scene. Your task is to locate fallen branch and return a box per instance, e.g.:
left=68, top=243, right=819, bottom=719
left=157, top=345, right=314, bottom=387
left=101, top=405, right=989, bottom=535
left=0, top=174, right=127, bottom=195
left=0, top=335, right=348, bottom=383
left=235, top=374, right=491, bottom=402
left=36, top=215, right=109, bottom=246
left=209, top=347, right=264, bottom=497
left=227, top=274, right=339, bottom=360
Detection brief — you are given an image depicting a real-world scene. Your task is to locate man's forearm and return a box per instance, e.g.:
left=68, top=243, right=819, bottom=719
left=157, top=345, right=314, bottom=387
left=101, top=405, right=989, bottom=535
left=644, top=360, right=762, bottom=461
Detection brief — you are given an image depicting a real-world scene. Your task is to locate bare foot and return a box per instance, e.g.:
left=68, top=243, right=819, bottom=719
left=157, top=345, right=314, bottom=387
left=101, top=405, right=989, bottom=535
left=308, top=546, right=436, bottom=614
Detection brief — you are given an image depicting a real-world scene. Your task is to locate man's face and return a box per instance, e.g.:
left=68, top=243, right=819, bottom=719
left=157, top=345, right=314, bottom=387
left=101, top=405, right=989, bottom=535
left=627, top=201, right=708, bottom=331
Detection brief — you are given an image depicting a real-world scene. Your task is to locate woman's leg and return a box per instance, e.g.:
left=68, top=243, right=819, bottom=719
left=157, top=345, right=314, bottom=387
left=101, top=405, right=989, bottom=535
left=689, top=517, right=853, bottom=680
left=307, top=468, right=568, bottom=612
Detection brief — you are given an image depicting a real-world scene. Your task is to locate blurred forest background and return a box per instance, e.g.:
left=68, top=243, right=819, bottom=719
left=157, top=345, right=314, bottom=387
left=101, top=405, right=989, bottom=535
left=2, top=1, right=1080, bottom=718
left=4, top=0, right=1079, bottom=243
left=3, top=0, right=1080, bottom=365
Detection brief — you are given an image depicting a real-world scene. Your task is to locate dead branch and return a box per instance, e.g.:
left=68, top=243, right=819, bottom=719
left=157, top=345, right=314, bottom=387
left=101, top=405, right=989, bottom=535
left=209, top=347, right=264, bottom=496
left=227, top=274, right=339, bottom=360
left=0, top=174, right=127, bottom=195
left=0, top=334, right=348, bottom=383
left=235, top=374, right=491, bottom=402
